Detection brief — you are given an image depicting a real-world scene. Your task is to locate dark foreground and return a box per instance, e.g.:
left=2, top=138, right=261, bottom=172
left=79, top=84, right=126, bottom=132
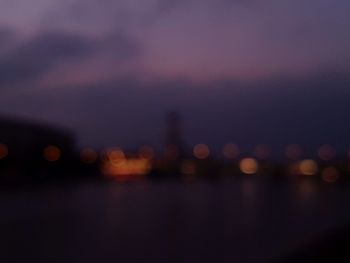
left=1, top=177, right=350, bottom=263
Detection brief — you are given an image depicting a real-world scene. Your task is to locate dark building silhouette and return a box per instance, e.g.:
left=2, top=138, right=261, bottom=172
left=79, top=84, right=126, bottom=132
left=164, top=111, right=185, bottom=161
left=0, top=116, right=76, bottom=177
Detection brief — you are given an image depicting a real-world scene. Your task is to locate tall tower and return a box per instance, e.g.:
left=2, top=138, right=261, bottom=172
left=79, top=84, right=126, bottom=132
left=164, top=111, right=184, bottom=161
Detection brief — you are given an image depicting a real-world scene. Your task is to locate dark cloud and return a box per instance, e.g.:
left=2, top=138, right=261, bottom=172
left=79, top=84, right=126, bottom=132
left=0, top=27, right=16, bottom=51
left=0, top=27, right=14, bottom=42
left=102, top=32, right=142, bottom=60
left=29, top=0, right=350, bottom=80
left=0, top=31, right=96, bottom=86
left=0, top=30, right=141, bottom=86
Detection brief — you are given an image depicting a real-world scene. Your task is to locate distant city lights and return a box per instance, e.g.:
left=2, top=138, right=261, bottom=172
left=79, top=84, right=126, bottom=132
left=318, top=144, right=336, bottom=161
left=2, top=137, right=350, bottom=183
left=240, top=158, right=259, bottom=174
left=285, top=144, right=303, bottom=160
left=223, top=143, right=240, bottom=159
left=299, top=160, right=318, bottom=176
left=322, top=167, right=339, bottom=183
left=0, top=143, right=8, bottom=159
left=43, top=145, right=61, bottom=162
left=139, top=145, right=155, bottom=160
left=254, top=144, right=270, bottom=160
left=105, top=148, right=126, bottom=166
left=2, top=112, right=350, bottom=184
left=181, top=160, right=196, bottom=176
left=102, top=147, right=152, bottom=180
left=80, top=148, right=98, bottom=164
left=193, top=144, right=210, bottom=159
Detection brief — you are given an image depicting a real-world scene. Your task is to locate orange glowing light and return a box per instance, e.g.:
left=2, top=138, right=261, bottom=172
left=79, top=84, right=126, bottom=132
left=193, top=144, right=210, bottom=159
left=139, top=145, right=155, bottom=160
left=322, top=167, right=339, bottom=183
left=80, top=148, right=98, bottom=164
left=239, top=158, right=258, bottom=174
left=299, top=160, right=318, bottom=176
left=102, top=158, right=151, bottom=180
left=254, top=144, right=270, bottom=160
left=318, top=144, right=336, bottom=161
left=102, top=147, right=151, bottom=180
left=43, top=145, right=61, bottom=162
left=0, top=144, right=8, bottom=159
left=223, top=143, right=239, bottom=159
left=285, top=144, right=302, bottom=160
left=181, top=160, right=196, bottom=175
left=105, top=148, right=125, bottom=166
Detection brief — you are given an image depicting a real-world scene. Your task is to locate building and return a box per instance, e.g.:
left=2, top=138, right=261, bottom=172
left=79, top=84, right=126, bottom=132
left=0, top=116, right=76, bottom=176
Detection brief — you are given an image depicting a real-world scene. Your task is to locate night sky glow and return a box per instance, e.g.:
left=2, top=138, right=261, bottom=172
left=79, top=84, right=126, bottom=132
left=0, top=0, right=350, bottom=153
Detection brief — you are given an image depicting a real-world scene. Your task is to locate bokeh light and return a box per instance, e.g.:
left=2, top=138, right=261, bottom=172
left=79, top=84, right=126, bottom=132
left=321, top=167, right=339, bottom=183
left=139, top=145, right=155, bottom=160
left=239, top=158, right=258, bottom=174
left=193, top=144, right=210, bottom=159
left=254, top=144, right=270, bottom=160
left=223, top=143, right=240, bottom=159
left=0, top=144, right=8, bottom=159
left=43, top=145, right=61, bottom=162
left=299, top=159, right=318, bottom=175
left=181, top=160, right=196, bottom=176
left=285, top=144, right=303, bottom=160
left=105, top=148, right=125, bottom=166
left=318, top=144, right=336, bottom=161
left=80, top=148, right=98, bottom=164
left=102, top=147, right=151, bottom=180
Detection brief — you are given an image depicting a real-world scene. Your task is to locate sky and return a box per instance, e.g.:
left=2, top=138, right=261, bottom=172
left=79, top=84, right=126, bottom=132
left=0, top=0, right=350, bottom=155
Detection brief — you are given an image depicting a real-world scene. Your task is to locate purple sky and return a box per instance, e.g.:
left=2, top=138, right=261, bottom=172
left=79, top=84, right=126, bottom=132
left=0, top=0, right=350, bottom=154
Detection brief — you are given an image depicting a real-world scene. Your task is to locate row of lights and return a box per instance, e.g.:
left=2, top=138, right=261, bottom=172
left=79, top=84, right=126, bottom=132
left=0, top=143, right=62, bottom=162
left=0, top=143, right=101, bottom=164
left=0, top=142, right=349, bottom=164
left=238, top=154, right=342, bottom=183
left=0, top=143, right=151, bottom=164
left=80, top=146, right=154, bottom=165
left=182, top=157, right=342, bottom=183
left=0, top=142, right=346, bottom=182
left=192, top=143, right=347, bottom=161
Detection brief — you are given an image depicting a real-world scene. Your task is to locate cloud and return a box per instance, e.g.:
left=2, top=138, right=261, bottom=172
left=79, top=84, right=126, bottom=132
left=2, top=0, right=350, bottom=82
left=0, top=27, right=14, bottom=42
left=0, top=29, right=141, bottom=87
left=0, top=31, right=96, bottom=86
left=102, top=32, right=142, bottom=60
left=0, top=27, right=16, bottom=51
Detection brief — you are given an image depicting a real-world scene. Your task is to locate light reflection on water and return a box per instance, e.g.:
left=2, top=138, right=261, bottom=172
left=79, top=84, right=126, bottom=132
left=1, top=177, right=350, bottom=263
